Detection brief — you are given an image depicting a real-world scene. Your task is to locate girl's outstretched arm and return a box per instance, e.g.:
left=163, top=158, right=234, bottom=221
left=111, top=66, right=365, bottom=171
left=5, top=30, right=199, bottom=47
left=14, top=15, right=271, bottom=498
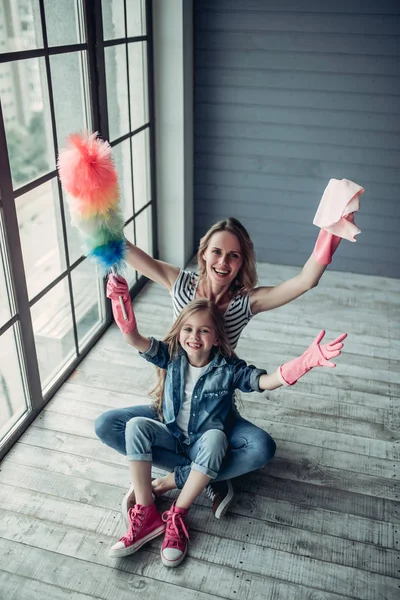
left=106, top=275, right=151, bottom=352
left=258, top=330, right=347, bottom=390
left=125, top=240, right=180, bottom=291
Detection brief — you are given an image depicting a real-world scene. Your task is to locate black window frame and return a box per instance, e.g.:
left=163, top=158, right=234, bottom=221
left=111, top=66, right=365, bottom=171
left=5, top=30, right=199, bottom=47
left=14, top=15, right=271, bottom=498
left=0, top=0, right=158, bottom=460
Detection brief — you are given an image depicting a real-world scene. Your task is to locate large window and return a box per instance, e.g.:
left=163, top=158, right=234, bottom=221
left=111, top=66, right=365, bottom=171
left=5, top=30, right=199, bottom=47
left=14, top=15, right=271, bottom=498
left=0, top=0, right=155, bottom=459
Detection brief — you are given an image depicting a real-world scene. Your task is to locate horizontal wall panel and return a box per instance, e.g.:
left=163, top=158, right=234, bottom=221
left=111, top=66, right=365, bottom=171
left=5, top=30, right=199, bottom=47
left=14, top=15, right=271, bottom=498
left=195, top=153, right=400, bottom=186
left=196, top=50, right=400, bottom=78
left=195, top=136, right=400, bottom=169
left=196, top=103, right=400, bottom=133
left=195, top=168, right=400, bottom=207
left=196, top=85, right=400, bottom=115
left=195, top=186, right=400, bottom=225
left=196, top=12, right=400, bottom=36
left=196, top=68, right=400, bottom=98
left=196, top=0, right=400, bottom=16
left=194, top=0, right=400, bottom=277
left=196, top=32, right=400, bottom=57
left=195, top=118, right=400, bottom=151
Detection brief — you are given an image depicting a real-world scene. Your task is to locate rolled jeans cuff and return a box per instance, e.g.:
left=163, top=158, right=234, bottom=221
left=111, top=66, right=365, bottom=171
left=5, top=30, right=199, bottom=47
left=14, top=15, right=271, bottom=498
left=190, top=461, right=217, bottom=479
left=126, top=452, right=152, bottom=461
left=173, top=465, right=188, bottom=489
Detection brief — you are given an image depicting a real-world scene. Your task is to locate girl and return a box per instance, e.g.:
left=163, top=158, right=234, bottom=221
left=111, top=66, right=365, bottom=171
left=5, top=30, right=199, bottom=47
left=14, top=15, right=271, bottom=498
left=107, top=294, right=346, bottom=567
left=96, top=215, right=352, bottom=519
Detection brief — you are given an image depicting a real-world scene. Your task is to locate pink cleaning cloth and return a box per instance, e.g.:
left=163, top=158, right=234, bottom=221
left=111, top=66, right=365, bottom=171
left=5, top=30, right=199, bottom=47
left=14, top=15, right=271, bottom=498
left=313, top=178, right=364, bottom=242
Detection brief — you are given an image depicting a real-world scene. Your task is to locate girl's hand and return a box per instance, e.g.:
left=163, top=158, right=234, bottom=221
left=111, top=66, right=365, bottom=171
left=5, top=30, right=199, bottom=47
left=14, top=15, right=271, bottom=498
left=278, top=330, right=347, bottom=386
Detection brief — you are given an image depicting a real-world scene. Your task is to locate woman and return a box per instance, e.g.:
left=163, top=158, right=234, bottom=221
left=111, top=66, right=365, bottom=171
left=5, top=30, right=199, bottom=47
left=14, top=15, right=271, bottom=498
left=96, top=216, right=346, bottom=518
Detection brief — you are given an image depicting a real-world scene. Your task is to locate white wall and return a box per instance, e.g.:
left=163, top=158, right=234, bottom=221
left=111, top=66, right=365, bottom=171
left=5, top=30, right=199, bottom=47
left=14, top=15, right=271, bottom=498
left=152, top=0, right=193, bottom=268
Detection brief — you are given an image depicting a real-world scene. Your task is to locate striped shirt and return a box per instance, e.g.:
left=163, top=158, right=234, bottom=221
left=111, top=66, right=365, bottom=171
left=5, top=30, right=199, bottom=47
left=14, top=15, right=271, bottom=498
left=171, top=270, right=253, bottom=349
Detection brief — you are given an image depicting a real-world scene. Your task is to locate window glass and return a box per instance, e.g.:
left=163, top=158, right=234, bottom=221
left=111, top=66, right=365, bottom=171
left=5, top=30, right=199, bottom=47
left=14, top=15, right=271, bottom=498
left=122, top=221, right=137, bottom=288
left=62, top=190, right=86, bottom=267
left=105, top=45, right=129, bottom=142
left=44, top=0, right=83, bottom=47
left=50, top=51, right=90, bottom=151
left=16, top=179, right=67, bottom=300
left=128, top=41, right=148, bottom=131
left=126, top=0, right=146, bottom=37
left=102, top=0, right=125, bottom=40
left=135, top=205, right=153, bottom=258
left=113, top=139, right=133, bottom=221
left=31, top=277, right=76, bottom=391
left=0, top=0, right=43, bottom=54
left=132, top=127, right=151, bottom=213
left=1, top=57, right=55, bottom=189
left=0, top=325, right=29, bottom=444
left=0, top=224, right=13, bottom=327
left=71, top=259, right=106, bottom=351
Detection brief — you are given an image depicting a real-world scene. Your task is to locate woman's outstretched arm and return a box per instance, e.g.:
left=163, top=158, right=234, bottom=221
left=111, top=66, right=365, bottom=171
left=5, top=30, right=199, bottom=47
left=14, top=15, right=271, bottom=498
left=250, top=213, right=355, bottom=315
left=125, top=240, right=180, bottom=291
left=249, top=252, right=329, bottom=314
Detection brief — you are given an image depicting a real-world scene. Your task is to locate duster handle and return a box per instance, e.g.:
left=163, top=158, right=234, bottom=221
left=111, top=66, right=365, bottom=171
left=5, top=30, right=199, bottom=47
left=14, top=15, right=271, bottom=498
left=119, top=296, right=128, bottom=321
left=111, top=266, right=128, bottom=321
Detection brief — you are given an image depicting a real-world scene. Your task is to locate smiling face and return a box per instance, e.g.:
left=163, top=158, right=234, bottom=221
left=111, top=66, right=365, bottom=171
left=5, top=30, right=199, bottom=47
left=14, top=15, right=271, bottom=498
left=179, top=309, right=219, bottom=366
left=202, top=231, right=243, bottom=288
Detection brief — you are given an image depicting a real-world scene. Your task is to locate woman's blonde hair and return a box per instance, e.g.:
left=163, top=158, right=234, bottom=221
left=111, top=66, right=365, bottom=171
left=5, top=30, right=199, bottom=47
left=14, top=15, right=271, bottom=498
left=150, top=299, right=234, bottom=419
left=196, top=217, right=258, bottom=294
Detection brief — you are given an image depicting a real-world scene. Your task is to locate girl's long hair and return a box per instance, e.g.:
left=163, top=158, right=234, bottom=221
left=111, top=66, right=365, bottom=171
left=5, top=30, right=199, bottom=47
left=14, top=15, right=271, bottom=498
left=150, top=299, right=234, bottom=419
left=196, top=217, right=258, bottom=295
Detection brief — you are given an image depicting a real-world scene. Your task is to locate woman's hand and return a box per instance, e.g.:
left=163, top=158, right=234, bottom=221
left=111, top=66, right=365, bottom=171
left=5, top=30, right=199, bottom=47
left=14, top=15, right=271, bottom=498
left=106, top=275, right=137, bottom=334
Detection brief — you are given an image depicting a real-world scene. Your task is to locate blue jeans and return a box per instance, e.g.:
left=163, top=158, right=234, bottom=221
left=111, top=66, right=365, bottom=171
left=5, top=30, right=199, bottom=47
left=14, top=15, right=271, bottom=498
left=126, top=416, right=228, bottom=486
left=95, top=405, right=276, bottom=489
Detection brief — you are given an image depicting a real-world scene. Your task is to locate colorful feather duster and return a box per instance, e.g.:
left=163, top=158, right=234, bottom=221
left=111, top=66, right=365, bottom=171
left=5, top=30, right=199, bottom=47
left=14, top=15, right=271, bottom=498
left=57, top=131, right=128, bottom=318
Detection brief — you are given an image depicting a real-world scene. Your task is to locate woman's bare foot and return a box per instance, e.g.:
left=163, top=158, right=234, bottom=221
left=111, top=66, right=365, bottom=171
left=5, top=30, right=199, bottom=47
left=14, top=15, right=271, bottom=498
left=125, top=473, right=177, bottom=511
left=152, top=473, right=176, bottom=496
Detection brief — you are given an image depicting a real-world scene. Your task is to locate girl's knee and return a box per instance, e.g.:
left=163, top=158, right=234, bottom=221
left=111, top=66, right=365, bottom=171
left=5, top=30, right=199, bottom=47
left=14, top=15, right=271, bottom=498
left=202, top=429, right=228, bottom=451
left=94, top=409, right=117, bottom=441
left=257, top=430, right=277, bottom=465
left=234, top=428, right=276, bottom=469
left=125, top=416, right=150, bottom=437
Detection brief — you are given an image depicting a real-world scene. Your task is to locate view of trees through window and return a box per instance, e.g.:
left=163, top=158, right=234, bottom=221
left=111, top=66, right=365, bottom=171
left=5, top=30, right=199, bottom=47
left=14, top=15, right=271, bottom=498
left=7, top=112, right=48, bottom=186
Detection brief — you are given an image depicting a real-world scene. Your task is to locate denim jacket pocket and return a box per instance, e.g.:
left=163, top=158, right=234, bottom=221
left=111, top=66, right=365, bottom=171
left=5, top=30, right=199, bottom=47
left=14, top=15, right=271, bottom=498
left=201, top=389, right=230, bottom=415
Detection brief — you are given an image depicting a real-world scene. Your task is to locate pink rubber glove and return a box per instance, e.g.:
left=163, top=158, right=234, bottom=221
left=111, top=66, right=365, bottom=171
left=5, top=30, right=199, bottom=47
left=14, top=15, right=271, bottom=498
left=313, top=213, right=354, bottom=265
left=106, top=275, right=137, bottom=334
left=312, top=229, right=341, bottom=265
left=277, top=330, right=347, bottom=386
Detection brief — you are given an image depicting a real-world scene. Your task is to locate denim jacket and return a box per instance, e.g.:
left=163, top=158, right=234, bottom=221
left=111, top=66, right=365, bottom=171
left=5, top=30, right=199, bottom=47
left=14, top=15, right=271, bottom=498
left=140, top=337, right=267, bottom=445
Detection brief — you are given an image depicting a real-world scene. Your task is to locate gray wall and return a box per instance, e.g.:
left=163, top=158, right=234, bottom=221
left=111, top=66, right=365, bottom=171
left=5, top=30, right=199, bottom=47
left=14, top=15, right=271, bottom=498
left=193, top=0, right=400, bottom=277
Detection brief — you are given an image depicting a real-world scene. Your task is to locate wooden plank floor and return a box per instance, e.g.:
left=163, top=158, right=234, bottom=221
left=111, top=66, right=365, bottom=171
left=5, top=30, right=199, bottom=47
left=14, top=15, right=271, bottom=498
left=0, top=262, right=399, bottom=600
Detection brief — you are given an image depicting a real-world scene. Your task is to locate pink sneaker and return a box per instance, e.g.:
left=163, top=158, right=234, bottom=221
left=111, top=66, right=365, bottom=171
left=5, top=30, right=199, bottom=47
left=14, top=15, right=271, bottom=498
left=160, top=502, right=190, bottom=568
left=109, top=503, right=165, bottom=558
left=121, top=484, right=157, bottom=527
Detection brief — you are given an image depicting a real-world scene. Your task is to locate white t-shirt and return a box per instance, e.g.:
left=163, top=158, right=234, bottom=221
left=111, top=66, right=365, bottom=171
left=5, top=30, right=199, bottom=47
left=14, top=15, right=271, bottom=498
left=176, top=363, right=208, bottom=437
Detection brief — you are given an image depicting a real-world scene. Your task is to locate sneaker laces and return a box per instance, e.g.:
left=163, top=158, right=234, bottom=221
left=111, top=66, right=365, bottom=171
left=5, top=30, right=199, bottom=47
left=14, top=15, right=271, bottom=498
left=205, top=484, right=216, bottom=502
left=162, top=507, right=189, bottom=548
left=120, top=506, right=145, bottom=545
